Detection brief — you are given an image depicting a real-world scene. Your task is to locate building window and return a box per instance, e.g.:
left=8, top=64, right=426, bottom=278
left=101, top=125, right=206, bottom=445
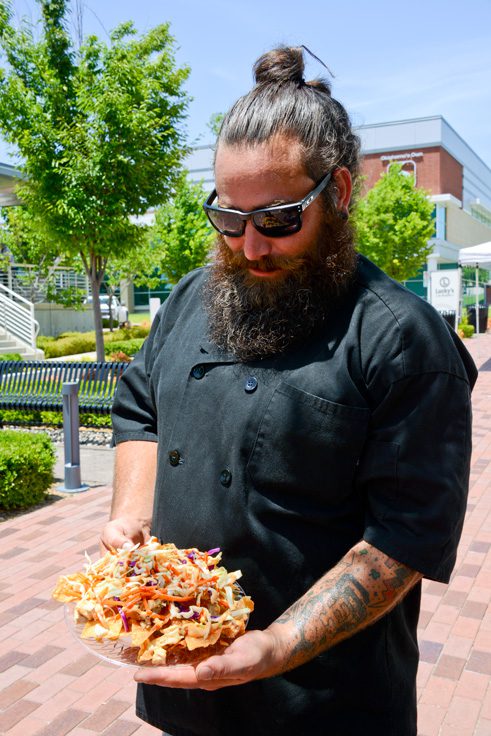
left=470, top=207, right=491, bottom=227
left=387, top=159, right=417, bottom=184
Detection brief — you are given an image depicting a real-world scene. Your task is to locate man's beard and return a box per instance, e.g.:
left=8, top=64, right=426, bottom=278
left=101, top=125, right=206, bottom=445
left=202, top=213, right=357, bottom=361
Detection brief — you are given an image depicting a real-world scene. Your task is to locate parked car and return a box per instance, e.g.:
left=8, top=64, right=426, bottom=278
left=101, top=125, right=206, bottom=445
left=84, top=295, right=127, bottom=325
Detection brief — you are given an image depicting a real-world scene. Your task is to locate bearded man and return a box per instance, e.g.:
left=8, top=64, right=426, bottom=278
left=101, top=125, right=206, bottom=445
left=102, top=46, right=476, bottom=736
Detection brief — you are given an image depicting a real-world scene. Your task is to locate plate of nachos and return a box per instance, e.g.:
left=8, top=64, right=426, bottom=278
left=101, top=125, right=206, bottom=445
left=53, top=537, right=253, bottom=668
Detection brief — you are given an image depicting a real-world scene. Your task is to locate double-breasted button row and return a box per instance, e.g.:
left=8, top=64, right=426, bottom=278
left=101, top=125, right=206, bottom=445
left=244, top=376, right=258, bottom=393
left=169, top=454, right=231, bottom=487
left=219, top=469, right=232, bottom=487
left=191, top=366, right=257, bottom=392
left=191, top=364, right=206, bottom=380
left=168, top=449, right=181, bottom=466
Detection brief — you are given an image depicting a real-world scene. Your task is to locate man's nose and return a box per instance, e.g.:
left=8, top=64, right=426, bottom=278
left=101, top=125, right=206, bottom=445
left=242, top=220, right=271, bottom=261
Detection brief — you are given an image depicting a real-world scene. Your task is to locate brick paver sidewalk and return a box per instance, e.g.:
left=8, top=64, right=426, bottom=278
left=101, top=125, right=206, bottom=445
left=0, top=334, right=490, bottom=736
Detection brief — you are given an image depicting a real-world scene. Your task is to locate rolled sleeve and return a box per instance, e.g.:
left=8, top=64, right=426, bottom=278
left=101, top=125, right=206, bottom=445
left=111, top=319, right=160, bottom=445
left=358, top=372, right=472, bottom=582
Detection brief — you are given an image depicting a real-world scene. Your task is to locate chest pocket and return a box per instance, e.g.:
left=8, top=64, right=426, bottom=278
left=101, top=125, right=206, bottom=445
left=247, top=382, right=370, bottom=502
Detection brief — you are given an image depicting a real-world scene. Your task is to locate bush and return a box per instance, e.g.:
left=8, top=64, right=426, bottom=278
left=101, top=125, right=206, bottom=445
left=36, top=325, right=150, bottom=358
left=39, top=333, right=97, bottom=358
left=0, top=408, right=112, bottom=428
left=0, top=353, right=22, bottom=361
left=0, top=409, right=43, bottom=425
left=107, top=351, right=132, bottom=363
left=458, top=311, right=475, bottom=339
left=458, top=324, right=475, bottom=339
left=119, top=324, right=150, bottom=339
left=103, top=338, right=145, bottom=357
left=0, top=430, right=55, bottom=511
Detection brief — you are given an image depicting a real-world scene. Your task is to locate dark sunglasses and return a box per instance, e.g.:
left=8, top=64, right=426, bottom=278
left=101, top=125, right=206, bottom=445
left=203, top=170, right=332, bottom=238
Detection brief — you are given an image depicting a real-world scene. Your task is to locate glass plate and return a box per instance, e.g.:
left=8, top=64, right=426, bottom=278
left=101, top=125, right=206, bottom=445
left=64, top=585, right=249, bottom=669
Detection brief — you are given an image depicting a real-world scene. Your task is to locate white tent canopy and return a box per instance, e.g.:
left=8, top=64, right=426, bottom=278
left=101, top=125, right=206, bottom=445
left=458, top=242, right=491, bottom=335
left=458, top=242, right=491, bottom=267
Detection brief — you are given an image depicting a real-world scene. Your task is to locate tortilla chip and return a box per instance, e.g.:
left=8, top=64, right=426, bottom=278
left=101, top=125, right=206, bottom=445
left=104, top=617, right=123, bottom=639
left=81, top=621, right=110, bottom=640
left=221, top=617, right=244, bottom=639
left=185, top=627, right=221, bottom=650
left=150, top=644, right=168, bottom=665
left=153, top=624, right=183, bottom=648
left=130, top=623, right=155, bottom=647
left=137, top=639, right=155, bottom=662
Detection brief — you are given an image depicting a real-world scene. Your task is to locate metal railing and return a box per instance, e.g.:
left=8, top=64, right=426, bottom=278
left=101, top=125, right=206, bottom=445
left=0, top=264, right=90, bottom=302
left=0, top=283, right=39, bottom=349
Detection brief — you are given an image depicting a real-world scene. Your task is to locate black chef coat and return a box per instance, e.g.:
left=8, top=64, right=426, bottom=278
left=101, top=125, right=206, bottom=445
left=112, top=255, right=477, bottom=736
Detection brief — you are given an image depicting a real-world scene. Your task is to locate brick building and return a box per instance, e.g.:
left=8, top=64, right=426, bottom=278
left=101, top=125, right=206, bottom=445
left=359, top=116, right=491, bottom=274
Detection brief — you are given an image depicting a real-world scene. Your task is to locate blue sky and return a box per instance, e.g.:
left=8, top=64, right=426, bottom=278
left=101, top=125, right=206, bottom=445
left=2, top=0, right=491, bottom=166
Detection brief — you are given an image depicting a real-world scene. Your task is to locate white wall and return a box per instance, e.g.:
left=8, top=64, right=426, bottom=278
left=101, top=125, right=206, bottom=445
left=35, top=304, right=94, bottom=337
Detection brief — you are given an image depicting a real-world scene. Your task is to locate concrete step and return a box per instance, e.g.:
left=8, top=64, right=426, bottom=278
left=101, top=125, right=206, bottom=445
left=0, top=346, right=29, bottom=355
left=0, top=329, right=44, bottom=359
left=0, top=339, right=18, bottom=348
left=0, top=348, right=44, bottom=359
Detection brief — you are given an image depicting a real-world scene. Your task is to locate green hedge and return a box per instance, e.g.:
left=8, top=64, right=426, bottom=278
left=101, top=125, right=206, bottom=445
left=104, top=338, right=145, bottom=357
left=0, top=353, right=22, bottom=361
left=37, top=325, right=149, bottom=358
left=0, top=430, right=55, bottom=511
left=37, top=333, right=96, bottom=358
left=0, top=408, right=112, bottom=428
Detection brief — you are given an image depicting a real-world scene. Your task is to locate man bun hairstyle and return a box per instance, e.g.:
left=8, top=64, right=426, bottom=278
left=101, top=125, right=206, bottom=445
left=217, top=46, right=360, bottom=206
left=253, top=46, right=307, bottom=87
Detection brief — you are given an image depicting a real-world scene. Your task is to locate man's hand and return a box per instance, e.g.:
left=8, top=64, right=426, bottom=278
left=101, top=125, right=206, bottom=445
left=134, top=629, right=283, bottom=690
left=100, top=516, right=151, bottom=552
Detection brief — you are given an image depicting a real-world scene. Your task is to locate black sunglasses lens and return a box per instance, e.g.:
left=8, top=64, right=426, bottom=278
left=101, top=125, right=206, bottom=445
left=206, top=208, right=244, bottom=236
left=254, top=207, right=301, bottom=236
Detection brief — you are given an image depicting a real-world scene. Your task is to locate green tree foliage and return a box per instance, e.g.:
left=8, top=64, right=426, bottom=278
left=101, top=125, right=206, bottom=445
left=107, top=175, right=214, bottom=290
left=207, top=112, right=224, bottom=137
left=0, top=0, right=190, bottom=359
left=147, top=175, right=215, bottom=285
left=355, top=164, right=435, bottom=282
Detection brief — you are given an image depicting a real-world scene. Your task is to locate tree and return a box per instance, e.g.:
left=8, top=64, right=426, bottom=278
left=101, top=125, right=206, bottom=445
left=0, top=0, right=189, bottom=359
left=0, top=206, right=85, bottom=305
left=207, top=112, right=224, bottom=138
left=145, top=174, right=215, bottom=286
left=102, top=175, right=214, bottom=316
left=355, top=164, right=435, bottom=282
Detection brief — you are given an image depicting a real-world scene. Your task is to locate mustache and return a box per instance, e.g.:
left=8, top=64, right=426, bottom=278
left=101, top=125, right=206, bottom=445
left=215, top=242, right=311, bottom=274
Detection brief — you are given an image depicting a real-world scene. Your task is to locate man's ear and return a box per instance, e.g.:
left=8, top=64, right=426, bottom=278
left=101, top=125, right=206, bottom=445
left=332, top=167, right=352, bottom=216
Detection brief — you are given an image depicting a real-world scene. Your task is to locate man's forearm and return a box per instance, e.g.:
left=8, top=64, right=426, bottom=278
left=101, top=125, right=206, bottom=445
left=268, top=541, right=422, bottom=672
left=111, top=440, right=158, bottom=523
left=100, top=440, right=158, bottom=552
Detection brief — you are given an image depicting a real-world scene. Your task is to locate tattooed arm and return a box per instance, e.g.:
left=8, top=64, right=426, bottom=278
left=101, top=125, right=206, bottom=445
left=267, top=540, right=422, bottom=671
left=134, top=540, right=422, bottom=690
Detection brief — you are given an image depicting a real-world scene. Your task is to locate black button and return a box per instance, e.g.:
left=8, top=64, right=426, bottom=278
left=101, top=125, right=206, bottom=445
left=244, top=376, right=258, bottom=393
left=219, top=469, right=232, bottom=487
left=169, top=450, right=181, bottom=466
left=191, top=364, right=205, bottom=380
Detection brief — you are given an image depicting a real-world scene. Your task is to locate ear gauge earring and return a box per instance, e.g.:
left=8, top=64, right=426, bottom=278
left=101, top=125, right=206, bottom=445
left=338, top=210, right=348, bottom=221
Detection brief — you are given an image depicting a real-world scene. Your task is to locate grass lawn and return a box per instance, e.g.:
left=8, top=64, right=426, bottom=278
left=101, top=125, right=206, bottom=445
left=129, top=312, right=150, bottom=325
